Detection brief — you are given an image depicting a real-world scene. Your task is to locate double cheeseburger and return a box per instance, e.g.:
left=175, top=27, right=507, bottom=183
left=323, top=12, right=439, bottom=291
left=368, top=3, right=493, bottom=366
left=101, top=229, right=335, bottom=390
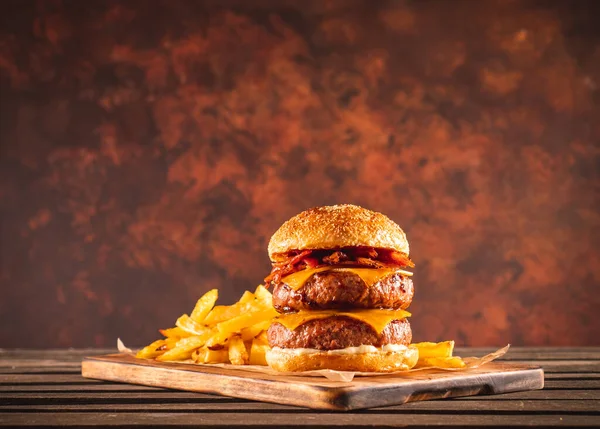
left=264, top=204, right=418, bottom=372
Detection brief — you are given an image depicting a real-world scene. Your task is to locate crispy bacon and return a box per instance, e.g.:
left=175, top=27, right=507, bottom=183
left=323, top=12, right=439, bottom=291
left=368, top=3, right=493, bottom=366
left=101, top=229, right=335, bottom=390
left=272, top=249, right=312, bottom=267
left=264, top=247, right=414, bottom=287
left=384, top=250, right=415, bottom=268
left=355, top=257, right=384, bottom=268
left=322, top=251, right=347, bottom=264
left=353, top=247, right=379, bottom=259
left=264, top=250, right=312, bottom=285
left=303, top=256, right=320, bottom=269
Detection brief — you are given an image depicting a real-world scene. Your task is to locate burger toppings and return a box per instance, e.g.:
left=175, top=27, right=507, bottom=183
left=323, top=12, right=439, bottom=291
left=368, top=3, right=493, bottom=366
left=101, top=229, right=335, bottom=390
left=264, top=247, right=414, bottom=285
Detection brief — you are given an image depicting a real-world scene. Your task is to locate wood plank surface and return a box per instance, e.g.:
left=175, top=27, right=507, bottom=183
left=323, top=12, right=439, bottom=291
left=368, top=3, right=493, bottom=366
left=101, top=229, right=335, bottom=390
left=1, top=347, right=599, bottom=427
left=1, top=412, right=598, bottom=427
left=2, top=399, right=600, bottom=413
left=2, top=385, right=598, bottom=400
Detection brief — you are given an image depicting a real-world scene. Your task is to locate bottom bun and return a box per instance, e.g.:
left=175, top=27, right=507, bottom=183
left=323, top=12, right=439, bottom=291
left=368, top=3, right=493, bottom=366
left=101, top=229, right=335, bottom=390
left=266, top=346, right=419, bottom=373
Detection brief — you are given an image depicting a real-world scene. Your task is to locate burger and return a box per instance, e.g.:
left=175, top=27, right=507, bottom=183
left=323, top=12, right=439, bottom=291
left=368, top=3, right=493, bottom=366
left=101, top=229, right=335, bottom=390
left=264, top=204, right=418, bottom=372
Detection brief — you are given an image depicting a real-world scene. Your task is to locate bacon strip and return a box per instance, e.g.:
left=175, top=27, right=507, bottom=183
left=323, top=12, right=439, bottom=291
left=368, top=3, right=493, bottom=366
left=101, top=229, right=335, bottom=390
left=264, top=247, right=414, bottom=286
left=264, top=250, right=312, bottom=285
left=385, top=250, right=415, bottom=268
left=355, top=257, right=384, bottom=268
left=322, top=251, right=346, bottom=264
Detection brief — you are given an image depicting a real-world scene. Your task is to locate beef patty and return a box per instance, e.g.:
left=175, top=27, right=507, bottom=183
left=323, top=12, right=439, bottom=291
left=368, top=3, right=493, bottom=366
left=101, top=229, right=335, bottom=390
left=271, top=270, right=413, bottom=312
left=267, top=317, right=412, bottom=350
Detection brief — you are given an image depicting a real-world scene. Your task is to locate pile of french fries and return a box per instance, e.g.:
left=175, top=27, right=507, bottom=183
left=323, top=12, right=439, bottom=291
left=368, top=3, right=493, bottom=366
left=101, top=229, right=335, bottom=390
left=136, top=286, right=466, bottom=370
left=136, top=286, right=277, bottom=366
left=413, top=341, right=466, bottom=369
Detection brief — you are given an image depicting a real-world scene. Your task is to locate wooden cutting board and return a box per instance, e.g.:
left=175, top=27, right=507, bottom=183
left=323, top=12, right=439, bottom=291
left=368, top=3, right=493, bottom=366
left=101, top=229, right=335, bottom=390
left=82, top=353, right=543, bottom=410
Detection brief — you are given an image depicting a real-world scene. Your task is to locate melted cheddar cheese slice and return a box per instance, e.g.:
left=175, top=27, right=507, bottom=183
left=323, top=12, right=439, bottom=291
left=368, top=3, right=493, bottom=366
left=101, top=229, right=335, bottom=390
left=274, top=309, right=411, bottom=334
left=281, top=267, right=413, bottom=291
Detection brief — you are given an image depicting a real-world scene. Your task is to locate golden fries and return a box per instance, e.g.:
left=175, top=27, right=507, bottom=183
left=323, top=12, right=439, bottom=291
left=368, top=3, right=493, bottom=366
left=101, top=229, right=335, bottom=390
left=205, top=329, right=234, bottom=348
left=240, top=320, right=271, bottom=341
left=238, top=290, right=255, bottom=304
left=412, top=341, right=467, bottom=369
left=417, top=356, right=466, bottom=369
left=216, top=308, right=278, bottom=335
left=136, top=339, right=169, bottom=359
left=137, top=286, right=275, bottom=366
left=203, top=301, right=256, bottom=324
left=413, top=341, right=455, bottom=359
left=159, top=327, right=189, bottom=338
left=254, top=285, right=273, bottom=306
left=156, top=331, right=214, bottom=362
left=249, top=337, right=269, bottom=365
left=176, top=314, right=208, bottom=336
left=228, top=336, right=249, bottom=365
left=190, top=289, right=218, bottom=322
left=193, top=347, right=229, bottom=364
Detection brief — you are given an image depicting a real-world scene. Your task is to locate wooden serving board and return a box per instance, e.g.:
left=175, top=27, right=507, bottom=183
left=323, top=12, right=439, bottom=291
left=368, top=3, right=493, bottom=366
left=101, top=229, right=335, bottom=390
left=82, top=353, right=543, bottom=411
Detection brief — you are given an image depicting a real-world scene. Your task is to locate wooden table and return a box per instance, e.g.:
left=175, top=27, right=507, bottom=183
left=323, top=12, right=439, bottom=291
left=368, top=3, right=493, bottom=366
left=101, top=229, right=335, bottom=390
left=1, top=347, right=598, bottom=427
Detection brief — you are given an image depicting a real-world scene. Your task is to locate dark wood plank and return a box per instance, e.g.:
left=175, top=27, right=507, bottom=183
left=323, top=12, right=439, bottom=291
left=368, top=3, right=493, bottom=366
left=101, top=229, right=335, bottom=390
left=526, top=362, right=600, bottom=373
left=0, top=391, right=235, bottom=402
left=0, top=360, right=82, bottom=369
left=0, top=368, right=80, bottom=375
left=0, top=374, right=99, bottom=384
left=0, top=349, right=115, bottom=358
left=1, top=412, right=598, bottom=427
left=2, top=387, right=598, bottom=400
left=546, top=373, right=600, bottom=380
left=2, top=399, right=599, bottom=413
left=456, top=348, right=600, bottom=361
left=0, top=384, right=166, bottom=392
left=544, top=380, right=600, bottom=389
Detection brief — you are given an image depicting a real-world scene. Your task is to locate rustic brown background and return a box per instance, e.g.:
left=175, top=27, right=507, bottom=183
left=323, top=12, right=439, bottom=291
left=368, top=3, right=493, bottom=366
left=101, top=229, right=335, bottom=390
left=1, top=0, right=599, bottom=348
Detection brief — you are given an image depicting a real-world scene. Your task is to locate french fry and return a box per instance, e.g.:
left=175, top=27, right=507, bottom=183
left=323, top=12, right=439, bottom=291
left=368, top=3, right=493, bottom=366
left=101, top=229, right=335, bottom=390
left=193, top=346, right=229, bottom=364
left=255, top=330, right=269, bottom=344
left=202, top=305, right=228, bottom=324
left=156, top=330, right=214, bottom=362
left=253, top=285, right=272, bottom=307
left=416, top=356, right=466, bottom=369
left=176, top=314, right=208, bottom=336
left=203, top=301, right=255, bottom=324
left=205, top=329, right=233, bottom=349
left=159, top=327, right=189, bottom=338
left=190, top=289, right=218, bottom=322
left=249, top=338, right=270, bottom=365
left=240, top=320, right=271, bottom=341
left=238, top=290, right=255, bottom=304
left=217, top=308, right=278, bottom=335
left=228, top=336, right=248, bottom=365
left=413, top=341, right=455, bottom=359
left=135, top=337, right=179, bottom=359
left=136, top=339, right=169, bottom=359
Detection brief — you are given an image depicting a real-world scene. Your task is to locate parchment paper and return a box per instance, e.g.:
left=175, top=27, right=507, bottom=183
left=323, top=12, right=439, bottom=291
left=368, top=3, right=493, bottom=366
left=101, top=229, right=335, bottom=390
left=117, top=339, right=509, bottom=382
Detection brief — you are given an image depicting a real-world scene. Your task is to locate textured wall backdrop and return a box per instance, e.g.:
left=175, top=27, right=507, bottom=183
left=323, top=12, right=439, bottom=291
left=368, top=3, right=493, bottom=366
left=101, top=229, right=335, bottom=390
left=1, top=0, right=599, bottom=348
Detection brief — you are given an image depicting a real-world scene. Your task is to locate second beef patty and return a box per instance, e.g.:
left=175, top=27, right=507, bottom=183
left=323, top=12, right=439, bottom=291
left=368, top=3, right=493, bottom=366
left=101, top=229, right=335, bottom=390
left=267, top=317, right=412, bottom=350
